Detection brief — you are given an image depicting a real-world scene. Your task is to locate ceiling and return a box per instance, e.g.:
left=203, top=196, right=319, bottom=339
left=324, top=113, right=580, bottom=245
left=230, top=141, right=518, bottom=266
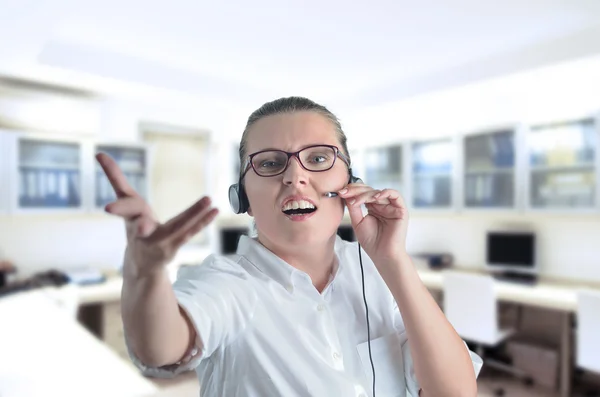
left=1, top=0, right=600, bottom=110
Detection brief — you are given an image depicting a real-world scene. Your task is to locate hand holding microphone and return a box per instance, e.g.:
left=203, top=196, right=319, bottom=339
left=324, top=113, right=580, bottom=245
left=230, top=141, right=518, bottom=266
left=324, top=179, right=408, bottom=265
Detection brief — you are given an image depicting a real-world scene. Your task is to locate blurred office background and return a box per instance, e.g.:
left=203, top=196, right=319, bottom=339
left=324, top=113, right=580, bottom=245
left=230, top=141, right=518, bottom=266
left=1, top=1, right=600, bottom=396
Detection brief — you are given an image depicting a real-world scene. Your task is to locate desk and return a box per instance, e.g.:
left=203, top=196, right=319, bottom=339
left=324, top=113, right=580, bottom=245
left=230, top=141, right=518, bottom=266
left=70, top=269, right=597, bottom=397
left=77, top=277, right=123, bottom=304
left=418, top=267, right=600, bottom=397
left=418, top=268, right=580, bottom=312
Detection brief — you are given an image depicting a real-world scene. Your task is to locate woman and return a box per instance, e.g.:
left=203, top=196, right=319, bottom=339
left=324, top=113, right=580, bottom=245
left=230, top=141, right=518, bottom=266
left=96, top=97, right=482, bottom=397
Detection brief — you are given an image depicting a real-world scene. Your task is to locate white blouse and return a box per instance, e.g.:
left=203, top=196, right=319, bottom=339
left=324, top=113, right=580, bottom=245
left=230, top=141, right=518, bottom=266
left=127, top=235, right=482, bottom=396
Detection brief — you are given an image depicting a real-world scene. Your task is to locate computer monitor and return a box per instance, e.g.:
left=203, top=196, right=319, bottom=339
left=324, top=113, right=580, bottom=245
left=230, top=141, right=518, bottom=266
left=220, top=227, right=249, bottom=254
left=486, top=231, right=536, bottom=275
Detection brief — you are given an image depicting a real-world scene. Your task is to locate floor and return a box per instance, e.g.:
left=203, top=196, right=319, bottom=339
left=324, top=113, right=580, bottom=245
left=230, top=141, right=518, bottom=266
left=145, top=371, right=591, bottom=397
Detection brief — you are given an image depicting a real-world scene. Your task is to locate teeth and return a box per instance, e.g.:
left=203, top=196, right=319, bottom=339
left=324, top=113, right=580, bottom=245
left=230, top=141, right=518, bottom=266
left=282, top=200, right=316, bottom=211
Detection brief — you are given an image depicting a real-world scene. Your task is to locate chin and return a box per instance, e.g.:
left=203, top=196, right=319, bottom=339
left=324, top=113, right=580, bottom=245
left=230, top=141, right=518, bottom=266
left=257, top=212, right=342, bottom=248
left=282, top=223, right=339, bottom=247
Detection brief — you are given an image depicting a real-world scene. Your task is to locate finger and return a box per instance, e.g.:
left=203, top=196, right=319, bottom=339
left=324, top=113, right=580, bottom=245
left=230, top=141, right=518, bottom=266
left=337, top=185, right=373, bottom=199
left=96, top=152, right=138, bottom=198
left=347, top=189, right=381, bottom=208
left=373, top=189, right=405, bottom=207
left=171, top=208, right=219, bottom=247
left=105, top=196, right=150, bottom=219
left=346, top=199, right=365, bottom=229
left=149, top=196, right=213, bottom=242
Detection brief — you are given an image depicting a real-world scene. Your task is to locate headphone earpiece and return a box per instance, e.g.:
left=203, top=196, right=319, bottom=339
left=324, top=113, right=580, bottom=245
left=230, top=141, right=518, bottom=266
left=228, top=182, right=250, bottom=214
left=350, top=175, right=363, bottom=184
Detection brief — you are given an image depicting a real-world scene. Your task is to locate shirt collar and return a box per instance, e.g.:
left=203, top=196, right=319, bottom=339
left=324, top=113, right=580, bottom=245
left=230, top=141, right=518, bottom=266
left=236, top=235, right=345, bottom=291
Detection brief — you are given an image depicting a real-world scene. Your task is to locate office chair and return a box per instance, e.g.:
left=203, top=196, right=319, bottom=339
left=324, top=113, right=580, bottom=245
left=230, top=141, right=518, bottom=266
left=443, top=271, right=530, bottom=394
left=576, top=290, right=600, bottom=396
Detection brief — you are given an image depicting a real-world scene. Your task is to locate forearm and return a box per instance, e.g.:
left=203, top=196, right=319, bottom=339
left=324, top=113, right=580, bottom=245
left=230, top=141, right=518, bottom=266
left=378, top=255, right=477, bottom=397
left=121, top=258, right=194, bottom=367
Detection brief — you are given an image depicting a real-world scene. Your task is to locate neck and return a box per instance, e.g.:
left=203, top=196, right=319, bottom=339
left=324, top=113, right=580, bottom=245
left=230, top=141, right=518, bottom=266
left=257, top=233, right=337, bottom=293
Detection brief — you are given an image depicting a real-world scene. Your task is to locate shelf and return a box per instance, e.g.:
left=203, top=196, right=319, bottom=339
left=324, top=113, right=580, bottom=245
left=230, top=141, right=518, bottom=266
left=19, top=163, right=80, bottom=171
left=94, top=145, right=147, bottom=208
left=465, top=168, right=514, bottom=176
left=413, top=172, right=452, bottom=179
left=530, top=164, right=595, bottom=173
left=95, top=167, right=144, bottom=174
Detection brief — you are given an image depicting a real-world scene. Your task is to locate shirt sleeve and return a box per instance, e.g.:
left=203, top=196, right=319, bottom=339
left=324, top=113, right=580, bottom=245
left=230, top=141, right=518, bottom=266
left=392, top=298, right=483, bottom=396
left=125, top=254, right=258, bottom=378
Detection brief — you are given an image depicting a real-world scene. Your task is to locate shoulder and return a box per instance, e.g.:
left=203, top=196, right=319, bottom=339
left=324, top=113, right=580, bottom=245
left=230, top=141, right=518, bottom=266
left=173, top=253, right=250, bottom=286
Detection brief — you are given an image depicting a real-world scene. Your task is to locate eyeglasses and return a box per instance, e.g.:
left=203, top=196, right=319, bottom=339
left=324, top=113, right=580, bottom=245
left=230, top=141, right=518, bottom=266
left=242, top=144, right=350, bottom=178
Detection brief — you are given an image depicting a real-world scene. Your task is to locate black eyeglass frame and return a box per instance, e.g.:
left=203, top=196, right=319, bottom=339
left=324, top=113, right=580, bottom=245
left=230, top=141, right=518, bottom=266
left=240, top=144, right=351, bottom=179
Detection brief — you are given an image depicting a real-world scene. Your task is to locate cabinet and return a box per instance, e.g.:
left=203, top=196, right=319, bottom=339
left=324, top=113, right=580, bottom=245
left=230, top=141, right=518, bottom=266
left=463, top=129, right=516, bottom=208
left=364, top=145, right=403, bottom=192
left=94, top=144, right=148, bottom=208
left=0, top=133, right=9, bottom=214
left=411, top=138, right=455, bottom=209
left=526, top=119, right=598, bottom=210
left=0, top=129, right=149, bottom=213
left=3, top=132, right=87, bottom=213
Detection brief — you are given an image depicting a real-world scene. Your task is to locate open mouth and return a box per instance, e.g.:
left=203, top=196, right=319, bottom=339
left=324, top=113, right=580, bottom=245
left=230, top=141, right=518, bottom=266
left=281, top=200, right=317, bottom=216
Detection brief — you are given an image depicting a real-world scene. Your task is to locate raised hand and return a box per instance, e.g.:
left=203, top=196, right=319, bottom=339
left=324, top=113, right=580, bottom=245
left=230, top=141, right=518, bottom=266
left=337, top=183, right=409, bottom=265
left=96, top=153, right=219, bottom=275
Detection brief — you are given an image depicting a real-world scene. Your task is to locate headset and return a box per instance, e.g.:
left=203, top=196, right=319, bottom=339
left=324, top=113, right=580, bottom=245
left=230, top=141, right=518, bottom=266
left=228, top=170, right=377, bottom=397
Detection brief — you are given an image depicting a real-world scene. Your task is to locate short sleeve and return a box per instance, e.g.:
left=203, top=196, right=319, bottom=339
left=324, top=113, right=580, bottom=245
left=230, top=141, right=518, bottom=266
left=125, top=254, right=257, bottom=378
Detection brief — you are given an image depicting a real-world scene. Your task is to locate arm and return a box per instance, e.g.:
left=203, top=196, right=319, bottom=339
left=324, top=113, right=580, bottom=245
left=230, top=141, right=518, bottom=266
left=338, top=184, right=477, bottom=397
left=96, top=152, right=218, bottom=368
left=377, top=254, right=477, bottom=397
left=121, top=263, right=195, bottom=367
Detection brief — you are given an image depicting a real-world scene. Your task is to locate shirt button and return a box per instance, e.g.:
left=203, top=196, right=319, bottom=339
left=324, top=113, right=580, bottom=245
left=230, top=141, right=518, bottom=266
left=332, top=351, right=341, bottom=361
left=317, top=304, right=325, bottom=312
left=286, top=284, right=294, bottom=293
left=358, top=394, right=367, bottom=397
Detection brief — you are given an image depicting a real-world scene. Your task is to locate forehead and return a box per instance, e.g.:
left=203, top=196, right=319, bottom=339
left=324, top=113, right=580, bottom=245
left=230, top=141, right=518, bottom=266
left=245, top=111, right=340, bottom=154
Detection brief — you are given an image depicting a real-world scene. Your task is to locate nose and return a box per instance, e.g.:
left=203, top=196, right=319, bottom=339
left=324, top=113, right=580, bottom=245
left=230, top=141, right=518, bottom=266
left=282, top=156, right=308, bottom=187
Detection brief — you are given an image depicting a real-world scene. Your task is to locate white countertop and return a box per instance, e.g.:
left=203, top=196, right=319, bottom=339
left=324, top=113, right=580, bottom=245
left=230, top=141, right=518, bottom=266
left=77, top=277, right=124, bottom=304
left=0, top=290, right=158, bottom=397
left=417, top=267, right=594, bottom=312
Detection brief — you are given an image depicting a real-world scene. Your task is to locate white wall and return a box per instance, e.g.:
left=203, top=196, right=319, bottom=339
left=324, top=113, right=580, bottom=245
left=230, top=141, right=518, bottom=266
left=3, top=55, right=600, bottom=281
left=406, top=213, right=600, bottom=282
left=344, top=55, right=600, bottom=282
left=0, top=93, right=247, bottom=276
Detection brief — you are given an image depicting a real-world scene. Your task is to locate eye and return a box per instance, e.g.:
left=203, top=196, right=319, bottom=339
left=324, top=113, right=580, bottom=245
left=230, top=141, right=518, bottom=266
left=311, top=155, right=327, bottom=163
left=260, top=160, right=283, bottom=168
